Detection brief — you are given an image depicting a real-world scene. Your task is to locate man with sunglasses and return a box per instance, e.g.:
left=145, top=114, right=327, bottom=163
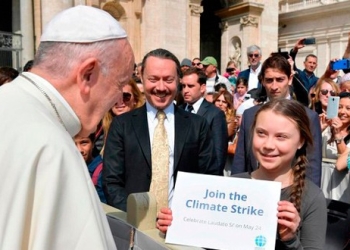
left=192, top=57, right=203, bottom=69
left=237, top=45, right=263, bottom=91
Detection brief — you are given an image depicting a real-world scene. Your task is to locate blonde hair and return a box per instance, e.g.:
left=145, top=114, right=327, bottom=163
left=100, top=79, right=145, bottom=155
left=314, top=78, right=340, bottom=103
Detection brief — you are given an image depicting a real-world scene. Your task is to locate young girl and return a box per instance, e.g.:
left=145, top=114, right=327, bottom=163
left=233, top=77, right=248, bottom=110
left=157, top=99, right=327, bottom=249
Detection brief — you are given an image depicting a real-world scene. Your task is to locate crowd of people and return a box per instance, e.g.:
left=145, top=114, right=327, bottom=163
left=3, top=4, right=350, bottom=250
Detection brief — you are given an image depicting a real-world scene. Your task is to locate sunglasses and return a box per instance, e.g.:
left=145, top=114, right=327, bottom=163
left=192, top=62, right=202, bottom=66
left=320, top=89, right=336, bottom=96
left=226, top=67, right=235, bottom=73
left=248, top=53, right=260, bottom=58
left=123, top=92, right=132, bottom=102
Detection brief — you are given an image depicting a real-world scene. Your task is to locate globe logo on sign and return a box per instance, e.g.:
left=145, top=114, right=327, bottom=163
left=255, top=235, right=267, bottom=247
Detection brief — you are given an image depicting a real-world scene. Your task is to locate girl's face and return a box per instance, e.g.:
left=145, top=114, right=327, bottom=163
left=214, top=94, right=228, bottom=112
left=253, top=110, right=303, bottom=175
left=319, top=82, right=335, bottom=109
left=236, top=82, right=247, bottom=96
left=338, top=97, right=350, bottom=125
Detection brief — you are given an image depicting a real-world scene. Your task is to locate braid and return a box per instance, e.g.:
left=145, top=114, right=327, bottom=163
left=289, top=153, right=307, bottom=213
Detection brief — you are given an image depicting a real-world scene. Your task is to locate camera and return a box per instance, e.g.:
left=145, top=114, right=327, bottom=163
left=330, top=59, right=350, bottom=70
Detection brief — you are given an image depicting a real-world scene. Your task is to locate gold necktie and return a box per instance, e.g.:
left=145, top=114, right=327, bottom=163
left=150, top=111, right=169, bottom=210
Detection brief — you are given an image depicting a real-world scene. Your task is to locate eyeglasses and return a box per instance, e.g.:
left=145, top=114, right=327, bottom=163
left=123, top=92, right=132, bottom=102
left=192, top=62, right=202, bottom=66
left=320, top=89, right=336, bottom=96
left=248, top=53, right=260, bottom=58
left=226, top=67, right=235, bottom=73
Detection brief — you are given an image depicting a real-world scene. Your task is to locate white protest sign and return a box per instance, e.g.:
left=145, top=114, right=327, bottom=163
left=165, top=172, right=281, bottom=250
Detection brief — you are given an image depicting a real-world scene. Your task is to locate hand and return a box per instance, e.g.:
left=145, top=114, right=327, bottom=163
left=323, top=58, right=339, bottom=78
left=319, top=113, right=329, bottom=131
left=331, top=117, right=343, bottom=135
left=277, top=200, right=301, bottom=242
left=293, top=38, right=305, bottom=51
left=287, top=56, right=296, bottom=76
left=156, top=207, right=173, bottom=234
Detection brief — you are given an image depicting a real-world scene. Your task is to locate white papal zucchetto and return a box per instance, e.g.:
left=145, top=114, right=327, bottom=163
left=40, top=5, right=127, bottom=43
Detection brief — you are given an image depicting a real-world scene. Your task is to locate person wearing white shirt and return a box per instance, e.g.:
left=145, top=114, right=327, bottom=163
left=103, top=48, right=220, bottom=213
left=237, top=45, right=263, bottom=91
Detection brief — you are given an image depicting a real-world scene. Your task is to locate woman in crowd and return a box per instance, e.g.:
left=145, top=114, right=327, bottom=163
left=212, top=90, right=236, bottom=176
left=311, top=78, right=340, bottom=117
left=156, top=99, right=327, bottom=249
left=224, top=60, right=239, bottom=94
left=88, top=78, right=144, bottom=202
left=340, top=73, right=350, bottom=92
left=213, top=89, right=236, bottom=138
left=233, top=77, right=248, bottom=110
left=321, top=91, right=350, bottom=203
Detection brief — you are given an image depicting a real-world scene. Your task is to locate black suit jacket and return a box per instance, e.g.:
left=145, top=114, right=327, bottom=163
left=102, top=104, right=220, bottom=211
left=231, top=104, right=322, bottom=187
left=183, top=99, right=228, bottom=172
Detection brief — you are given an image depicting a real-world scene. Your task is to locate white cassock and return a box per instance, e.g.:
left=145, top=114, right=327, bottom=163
left=0, top=72, right=116, bottom=250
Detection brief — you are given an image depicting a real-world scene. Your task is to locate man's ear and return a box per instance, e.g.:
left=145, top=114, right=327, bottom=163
left=77, top=57, right=99, bottom=95
left=200, top=83, right=206, bottom=94
left=288, top=75, right=293, bottom=86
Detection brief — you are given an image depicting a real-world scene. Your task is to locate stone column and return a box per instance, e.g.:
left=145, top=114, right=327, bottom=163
left=220, top=21, right=229, bottom=72
left=189, top=0, right=203, bottom=60
left=20, top=0, right=35, bottom=67
left=41, top=0, right=74, bottom=30
left=240, top=14, right=260, bottom=69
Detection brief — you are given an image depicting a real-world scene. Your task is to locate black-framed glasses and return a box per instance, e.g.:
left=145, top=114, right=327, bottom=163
left=226, top=67, right=235, bottom=73
left=248, top=53, right=260, bottom=58
left=192, top=62, right=202, bottom=66
left=320, top=89, right=336, bottom=96
left=123, top=92, right=132, bottom=102
left=339, top=91, right=350, bottom=98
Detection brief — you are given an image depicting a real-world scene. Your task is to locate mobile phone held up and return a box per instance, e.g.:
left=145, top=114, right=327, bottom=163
left=330, top=59, right=350, bottom=71
left=326, top=96, right=339, bottom=119
left=303, top=37, right=316, bottom=45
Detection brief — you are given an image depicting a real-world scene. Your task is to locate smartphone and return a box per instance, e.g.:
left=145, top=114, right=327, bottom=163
left=326, top=96, right=340, bottom=119
left=330, top=59, right=350, bottom=71
left=303, top=37, right=316, bottom=45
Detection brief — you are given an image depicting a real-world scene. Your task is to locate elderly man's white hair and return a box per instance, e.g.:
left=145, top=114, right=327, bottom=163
left=246, top=45, right=262, bottom=55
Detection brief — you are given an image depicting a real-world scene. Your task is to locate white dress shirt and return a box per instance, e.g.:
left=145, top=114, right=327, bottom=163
left=146, top=101, right=175, bottom=206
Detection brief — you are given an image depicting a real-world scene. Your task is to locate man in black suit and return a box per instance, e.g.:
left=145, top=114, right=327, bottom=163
left=237, top=45, right=262, bottom=90
left=102, top=49, right=220, bottom=212
left=181, top=67, right=228, bottom=173
left=232, top=54, right=322, bottom=187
